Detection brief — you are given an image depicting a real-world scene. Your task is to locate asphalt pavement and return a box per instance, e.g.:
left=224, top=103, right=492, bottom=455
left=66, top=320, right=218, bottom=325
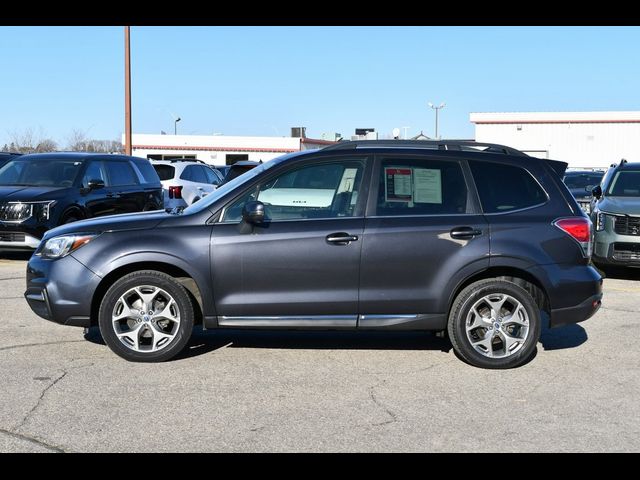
left=1, top=252, right=639, bottom=452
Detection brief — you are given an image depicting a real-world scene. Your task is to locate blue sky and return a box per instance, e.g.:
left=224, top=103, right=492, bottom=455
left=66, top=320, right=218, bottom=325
left=1, top=26, right=640, bottom=147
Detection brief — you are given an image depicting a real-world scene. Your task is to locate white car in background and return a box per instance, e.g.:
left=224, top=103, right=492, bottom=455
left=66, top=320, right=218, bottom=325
left=150, top=159, right=224, bottom=208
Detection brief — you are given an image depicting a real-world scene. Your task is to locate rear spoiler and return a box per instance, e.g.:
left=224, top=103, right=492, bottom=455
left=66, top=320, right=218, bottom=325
left=544, top=159, right=568, bottom=178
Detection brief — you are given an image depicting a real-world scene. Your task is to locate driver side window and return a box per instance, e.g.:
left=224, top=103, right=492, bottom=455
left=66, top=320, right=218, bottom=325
left=221, top=159, right=364, bottom=222
left=82, top=161, right=109, bottom=188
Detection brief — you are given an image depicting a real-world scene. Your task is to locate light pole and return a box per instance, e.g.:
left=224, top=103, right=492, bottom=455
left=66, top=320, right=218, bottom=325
left=174, top=117, right=181, bottom=135
left=428, top=102, right=446, bottom=139
left=402, top=126, right=410, bottom=139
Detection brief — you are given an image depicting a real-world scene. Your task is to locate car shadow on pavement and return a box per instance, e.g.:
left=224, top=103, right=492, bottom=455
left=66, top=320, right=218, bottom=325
left=84, top=326, right=453, bottom=360
left=539, top=322, right=588, bottom=351
left=596, top=265, right=640, bottom=281
left=0, top=251, right=32, bottom=261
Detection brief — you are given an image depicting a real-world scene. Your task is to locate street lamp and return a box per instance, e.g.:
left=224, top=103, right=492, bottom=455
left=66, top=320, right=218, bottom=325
left=174, top=117, right=181, bottom=135
left=428, top=102, right=446, bottom=139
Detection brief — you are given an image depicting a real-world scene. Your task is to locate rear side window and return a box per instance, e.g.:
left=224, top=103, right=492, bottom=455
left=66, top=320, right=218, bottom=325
left=376, top=158, right=469, bottom=216
left=203, top=166, right=221, bottom=185
left=135, top=160, right=161, bottom=184
left=105, top=161, right=139, bottom=186
left=180, top=165, right=208, bottom=183
left=470, top=161, right=547, bottom=213
left=153, top=164, right=175, bottom=181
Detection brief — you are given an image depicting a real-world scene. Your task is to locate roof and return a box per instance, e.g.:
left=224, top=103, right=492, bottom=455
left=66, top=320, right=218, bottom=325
left=14, top=152, right=139, bottom=161
left=470, top=111, right=640, bottom=124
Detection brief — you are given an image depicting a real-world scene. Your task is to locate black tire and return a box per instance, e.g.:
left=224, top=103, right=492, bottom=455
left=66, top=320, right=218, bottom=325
left=98, top=270, right=194, bottom=362
left=447, top=279, right=541, bottom=369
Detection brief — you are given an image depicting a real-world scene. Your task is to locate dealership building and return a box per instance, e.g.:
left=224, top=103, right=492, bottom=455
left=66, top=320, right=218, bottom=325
left=470, top=111, right=640, bottom=168
left=129, top=128, right=334, bottom=166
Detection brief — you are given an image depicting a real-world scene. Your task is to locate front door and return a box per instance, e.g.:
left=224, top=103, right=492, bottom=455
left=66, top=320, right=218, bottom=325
left=211, top=156, right=369, bottom=326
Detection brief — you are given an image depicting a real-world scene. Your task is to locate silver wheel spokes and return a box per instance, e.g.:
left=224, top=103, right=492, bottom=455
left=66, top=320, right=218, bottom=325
left=112, top=285, right=181, bottom=353
left=465, top=293, right=530, bottom=359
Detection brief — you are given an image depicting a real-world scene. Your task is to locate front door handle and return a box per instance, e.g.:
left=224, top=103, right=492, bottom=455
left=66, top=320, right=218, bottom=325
left=450, top=226, right=482, bottom=239
left=326, top=232, right=359, bottom=245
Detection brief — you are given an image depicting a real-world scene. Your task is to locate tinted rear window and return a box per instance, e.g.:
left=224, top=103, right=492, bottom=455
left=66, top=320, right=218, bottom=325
left=153, top=164, right=175, bottom=181
left=135, top=160, right=161, bottom=184
left=564, top=173, right=603, bottom=189
left=470, top=161, right=547, bottom=213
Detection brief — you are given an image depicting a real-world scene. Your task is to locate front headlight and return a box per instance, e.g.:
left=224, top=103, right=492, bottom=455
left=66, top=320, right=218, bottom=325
left=32, top=201, right=56, bottom=222
left=36, top=234, right=98, bottom=259
left=596, top=211, right=609, bottom=231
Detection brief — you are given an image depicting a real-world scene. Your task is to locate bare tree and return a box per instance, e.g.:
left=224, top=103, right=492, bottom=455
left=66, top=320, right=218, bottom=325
left=66, top=129, right=124, bottom=153
left=8, top=127, right=58, bottom=153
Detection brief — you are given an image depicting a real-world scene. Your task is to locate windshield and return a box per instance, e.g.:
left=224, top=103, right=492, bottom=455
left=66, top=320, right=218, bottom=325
left=564, top=173, right=603, bottom=189
left=0, top=158, right=83, bottom=187
left=182, top=156, right=286, bottom=215
left=607, top=171, right=640, bottom=197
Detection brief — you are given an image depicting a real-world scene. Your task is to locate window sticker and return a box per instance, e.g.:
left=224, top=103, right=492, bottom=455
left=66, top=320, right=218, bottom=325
left=413, top=168, right=442, bottom=204
left=385, top=167, right=413, bottom=202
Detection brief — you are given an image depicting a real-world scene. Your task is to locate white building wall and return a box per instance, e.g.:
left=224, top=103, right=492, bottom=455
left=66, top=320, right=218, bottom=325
left=471, top=112, right=640, bottom=169
left=127, top=134, right=308, bottom=166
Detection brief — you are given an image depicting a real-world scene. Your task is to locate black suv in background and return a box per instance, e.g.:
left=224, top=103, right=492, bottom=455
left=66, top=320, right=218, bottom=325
left=0, top=152, right=21, bottom=169
left=0, top=153, right=162, bottom=249
left=25, top=140, right=602, bottom=369
left=563, top=170, right=605, bottom=213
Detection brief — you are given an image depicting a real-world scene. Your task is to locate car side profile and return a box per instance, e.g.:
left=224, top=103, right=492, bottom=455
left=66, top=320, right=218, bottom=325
left=151, top=158, right=223, bottom=209
left=24, top=140, right=602, bottom=369
left=0, top=152, right=162, bottom=249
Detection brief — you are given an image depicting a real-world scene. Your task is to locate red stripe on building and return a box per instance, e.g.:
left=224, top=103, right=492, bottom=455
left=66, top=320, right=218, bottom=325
left=133, top=145, right=298, bottom=153
left=473, top=120, right=640, bottom=125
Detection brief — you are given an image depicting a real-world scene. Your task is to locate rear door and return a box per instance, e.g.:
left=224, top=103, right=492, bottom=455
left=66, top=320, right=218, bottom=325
left=104, top=159, right=143, bottom=214
left=358, top=154, right=489, bottom=323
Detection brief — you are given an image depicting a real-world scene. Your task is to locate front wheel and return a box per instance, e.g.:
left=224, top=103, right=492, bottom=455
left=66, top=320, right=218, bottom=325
left=98, top=270, right=194, bottom=362
left=447, top=279, right=541, bottom=369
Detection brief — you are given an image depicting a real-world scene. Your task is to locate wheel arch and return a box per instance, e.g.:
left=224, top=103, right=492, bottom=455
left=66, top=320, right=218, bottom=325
left=58, top=204, right=87, bottom=224
left=90, top=261, right=205, bottom=327
left=448, top=266, right=551, bottom=320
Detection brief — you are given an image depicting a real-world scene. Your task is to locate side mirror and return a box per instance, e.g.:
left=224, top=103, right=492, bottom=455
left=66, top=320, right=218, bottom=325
left=87, top=179, right=105, bottom=190
left=592, top=185, right=602, bottom=199
left=242, top=201, right=266, bottom=225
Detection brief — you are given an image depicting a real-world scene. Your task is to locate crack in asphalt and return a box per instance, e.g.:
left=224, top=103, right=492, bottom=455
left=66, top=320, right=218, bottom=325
left=0, top=296, right=26, bottom=300
left=0, top=340, right=86, bottom=352
left=600, top=306, right=638, bottom=314
left=0, top=428, right=67, bottom=453
left=16, top=370, right=67, bottom=431
left=368, top=381, right=398, bottom=426
left=0, top=277, right=24, bottom=282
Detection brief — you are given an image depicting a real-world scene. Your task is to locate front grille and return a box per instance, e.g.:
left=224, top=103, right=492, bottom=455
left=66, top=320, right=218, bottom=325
left=0, top=232, right=26, bottom=242
left=0, top=203, right=32, bottom=222
left=612, top=242, right=640, bottom=262
left=614, top=215, right=640, bottom=236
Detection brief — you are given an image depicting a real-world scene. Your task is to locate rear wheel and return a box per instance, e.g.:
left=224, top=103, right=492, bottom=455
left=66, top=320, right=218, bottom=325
left=98, top=270, right=194, bottom=362
left=447, top=279, right=541, bottom=369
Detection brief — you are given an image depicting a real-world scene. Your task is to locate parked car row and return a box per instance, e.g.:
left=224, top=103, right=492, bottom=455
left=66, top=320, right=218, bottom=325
left=23, top=140, right=603, bottom=369
left=0, top=153, right=259, bottom=249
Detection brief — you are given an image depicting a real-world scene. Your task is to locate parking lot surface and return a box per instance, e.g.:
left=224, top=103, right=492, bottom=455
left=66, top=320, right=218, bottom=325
left=1, top=252, right=639, bottom=452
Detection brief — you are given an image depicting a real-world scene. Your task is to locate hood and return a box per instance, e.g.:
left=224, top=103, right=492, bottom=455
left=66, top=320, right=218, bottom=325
left=42, top=210, right=171, bottom=241
left=0, top=186, right=70, bottom=202
left=598, top=196, right=640, bottom=216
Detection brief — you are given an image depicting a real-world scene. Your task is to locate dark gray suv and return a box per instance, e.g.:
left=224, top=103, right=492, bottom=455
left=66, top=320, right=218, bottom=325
left=24, top=140, right=603, bottom=369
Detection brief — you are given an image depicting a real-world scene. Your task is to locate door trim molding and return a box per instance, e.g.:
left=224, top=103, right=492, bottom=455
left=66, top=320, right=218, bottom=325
left=217, top=315, right=357, bottom=328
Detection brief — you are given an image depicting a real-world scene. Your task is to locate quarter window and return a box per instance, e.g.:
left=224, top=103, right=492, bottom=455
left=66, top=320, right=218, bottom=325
left=375, top=158, right=468, bottom=216
left=222, top=160, right=364, bottom=222
left=469, top=161, right=547, bottom=213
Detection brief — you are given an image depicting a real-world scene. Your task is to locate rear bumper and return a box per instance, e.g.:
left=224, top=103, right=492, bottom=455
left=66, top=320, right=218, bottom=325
left=529, top=263, right=603, bottom=328
left=549, top=293, right=602, bottom=328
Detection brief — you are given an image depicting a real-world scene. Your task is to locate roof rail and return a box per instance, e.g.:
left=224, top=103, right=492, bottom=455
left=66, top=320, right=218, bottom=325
left=619, top=158, right=628, bottom=167
left=322, top=139, right=529, bottom=156
left=166, top=158, right=206, bottom=164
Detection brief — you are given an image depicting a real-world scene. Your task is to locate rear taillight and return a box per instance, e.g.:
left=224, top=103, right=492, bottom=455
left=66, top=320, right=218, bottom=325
left=168, top=186, right=183, bottom=199
left=554, top=217, right=592, bottom=258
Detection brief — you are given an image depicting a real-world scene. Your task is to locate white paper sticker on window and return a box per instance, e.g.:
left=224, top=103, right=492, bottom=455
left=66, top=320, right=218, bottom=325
left=385, top=167, right=413, bottom=202
left=413, top=168, right=442, bottom=204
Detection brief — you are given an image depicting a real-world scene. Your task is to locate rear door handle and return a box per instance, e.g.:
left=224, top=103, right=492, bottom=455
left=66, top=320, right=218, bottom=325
left=450, top=226, right=482, bottom=239
left=326, top=232, right=359, bottom=245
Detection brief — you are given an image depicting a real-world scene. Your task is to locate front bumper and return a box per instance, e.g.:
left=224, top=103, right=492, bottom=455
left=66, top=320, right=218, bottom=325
left=593, top=227, right=640, bottom=266
left=0, top=231, right=41, bottom=249
left=24, top=253, right=101, bottom=327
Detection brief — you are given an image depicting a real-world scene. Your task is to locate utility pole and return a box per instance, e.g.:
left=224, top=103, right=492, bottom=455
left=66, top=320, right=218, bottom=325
left=428, top=102, right=446, bottom=139
left=124, top=26, right=132, bottom=155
